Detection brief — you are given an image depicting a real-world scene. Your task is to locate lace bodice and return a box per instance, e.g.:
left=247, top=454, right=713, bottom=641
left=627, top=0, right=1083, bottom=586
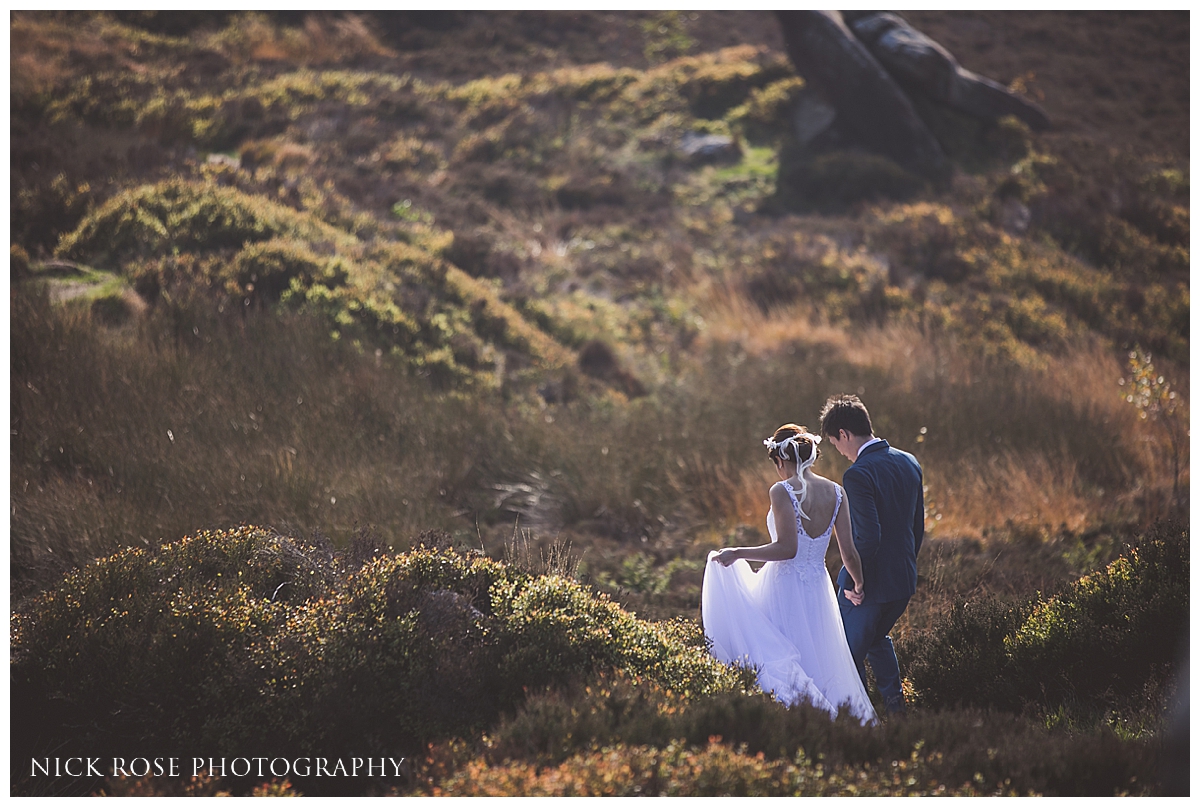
left=703, top=475, right=876, bottom=724
left=766, top=482, right=841, bottom=578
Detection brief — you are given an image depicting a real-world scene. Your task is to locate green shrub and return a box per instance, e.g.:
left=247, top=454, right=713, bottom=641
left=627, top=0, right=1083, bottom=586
left=726, top=76, right=806, bottom=144
left=1005, top=521, right=1188, bottom=711
left=226, top=237, right=350, bottom=302
left=52, top=178, right=569, bottom=384
left=1013, top=143, right=1190, bottom=324
left=477, top=670, right=1157, bottom=796
left=611, top=46, right=792, bottom=126
left=903, top=520, right=1188, bottom=719
left=56, top=178, right=354, bottom=267
left=774, top=148, right=926, bottom=213
left=677, top=52, right=793, bottom=120
left=909, top=94, right=1033, bottom=174
left=11, top=244, right=32, bottom=281
left=13, top=170, right=96, bottom=253
left=902, top=597, right=1031, bottom=712
left=430, top=739, right=990, bottom=796
left=11, top=529, right=744, bottom=795
left=491, top=573, right=737, bottom=699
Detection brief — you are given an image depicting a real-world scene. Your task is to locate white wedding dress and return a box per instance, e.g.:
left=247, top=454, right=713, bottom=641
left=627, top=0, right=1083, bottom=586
left=702, top=482, right=876, bottom=724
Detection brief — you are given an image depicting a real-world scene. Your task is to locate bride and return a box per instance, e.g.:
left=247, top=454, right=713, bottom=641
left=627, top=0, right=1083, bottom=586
left=702, top=424, right=876, bottom=724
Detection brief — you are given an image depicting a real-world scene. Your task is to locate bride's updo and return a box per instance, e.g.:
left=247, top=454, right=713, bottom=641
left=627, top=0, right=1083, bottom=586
left=764, top=424, right=822, bottom=519
left=765, top=424, right=821, bottom=465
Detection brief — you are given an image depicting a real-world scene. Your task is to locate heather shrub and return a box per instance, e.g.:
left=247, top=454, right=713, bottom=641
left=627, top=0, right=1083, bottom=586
left=51, top=179, right=570, bottom=385
left=773, top=147, right=927, bottom=213
left=1030, top=147, right=1190, bottom=274
left=99, top=771, right=240, bottom=797
left=909, top=94, right=1033, bottom=174
left=866, top=201, right=1189, bottom=365
left=676, top=51, right=793, bottom=120
left=1004, top=520, right=1188, bottom=712
left=726, top=76, right=806, bottom=144
left=56, top=179, right=354, bottom=266
left=490, top=573, right=740, bottom=698
left=903, top=520, right=1188, bottom=719
left=900, top=597, right=1032, bottom=712
left=12, top=169, right=97, bottom=254
left=11, top=529, right=745, bottom=795
left=610, top=45, right=792, bottom=126
left=11, top=244, right=32, bottom=280
left=9, top=13, right=1190, bottom=797
left=428, top=740, right=990, bottom=796
left=225, top=237, right=350, bottom=303
left=472, top=671, right=1157, bottom=796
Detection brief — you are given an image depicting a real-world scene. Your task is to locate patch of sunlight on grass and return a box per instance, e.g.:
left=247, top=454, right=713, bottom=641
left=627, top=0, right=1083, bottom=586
left=38, top=266, right=131, bottom=304
left=673, top=145, right=778, bottom=208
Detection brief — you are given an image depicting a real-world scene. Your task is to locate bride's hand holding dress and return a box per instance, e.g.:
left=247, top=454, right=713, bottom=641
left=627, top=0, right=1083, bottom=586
left=701, top=425, right=876, bottom=724
left=716, top=481, right=801, bottom=566
left=715, top=480, right=801, bottom=566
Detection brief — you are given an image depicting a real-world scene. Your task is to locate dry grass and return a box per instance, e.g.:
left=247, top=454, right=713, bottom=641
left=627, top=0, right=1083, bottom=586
left=928, top=452, right=1091, bottom=538
left=205, top=12, right=396, bottom=66
left=9, top=3, right=1187, bottom=649
left=696, top=286, right=1179, bottom=535
left=9, top=286, right=504, bottom=600
left=19, top=272, right=1176, bottom=619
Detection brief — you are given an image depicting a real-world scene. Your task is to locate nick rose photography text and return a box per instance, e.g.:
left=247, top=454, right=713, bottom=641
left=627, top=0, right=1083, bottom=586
left=31, top=757, right=409, bottom=779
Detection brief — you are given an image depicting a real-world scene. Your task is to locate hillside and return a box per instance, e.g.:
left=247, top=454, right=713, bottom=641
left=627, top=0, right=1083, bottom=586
left=9, top=11, right=1190, bottom=796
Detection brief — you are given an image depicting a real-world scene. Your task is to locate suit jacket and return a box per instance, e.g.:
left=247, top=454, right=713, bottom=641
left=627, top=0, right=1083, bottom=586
left=836, top=439, right=924, bottom=604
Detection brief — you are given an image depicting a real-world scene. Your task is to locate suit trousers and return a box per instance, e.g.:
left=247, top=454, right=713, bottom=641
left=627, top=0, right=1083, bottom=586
left=838, top=593, right=910, bottom=713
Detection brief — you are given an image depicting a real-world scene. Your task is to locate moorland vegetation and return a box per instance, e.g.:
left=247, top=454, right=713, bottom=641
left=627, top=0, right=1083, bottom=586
left=10, top=10, right=1189, bottom=796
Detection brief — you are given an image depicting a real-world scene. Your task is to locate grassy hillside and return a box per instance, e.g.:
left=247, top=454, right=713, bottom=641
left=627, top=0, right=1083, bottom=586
left=9, top=10, right=1189, bottom=796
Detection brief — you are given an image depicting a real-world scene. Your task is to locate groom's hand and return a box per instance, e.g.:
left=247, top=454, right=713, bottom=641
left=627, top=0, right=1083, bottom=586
left=844, top=583, right=864, bottom=606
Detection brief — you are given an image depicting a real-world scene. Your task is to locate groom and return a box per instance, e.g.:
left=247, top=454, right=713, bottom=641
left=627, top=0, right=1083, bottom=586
left=820, top=394, right=924, bottom=715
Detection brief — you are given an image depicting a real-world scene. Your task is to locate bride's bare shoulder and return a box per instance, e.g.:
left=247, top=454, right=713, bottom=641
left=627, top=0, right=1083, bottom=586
left=806, top=476, right=841, bottom=507
left=808, top=473, right=837, bottom=492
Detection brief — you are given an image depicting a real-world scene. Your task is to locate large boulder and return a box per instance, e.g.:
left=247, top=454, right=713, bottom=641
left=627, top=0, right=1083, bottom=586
left=775, top=10, right=948, bottom=178
left=844, top=12, right=1051, bottom=131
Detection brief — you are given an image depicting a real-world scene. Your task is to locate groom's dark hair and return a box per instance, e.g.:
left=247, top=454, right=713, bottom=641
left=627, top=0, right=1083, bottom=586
left=819, top=394, right=873, bottom=439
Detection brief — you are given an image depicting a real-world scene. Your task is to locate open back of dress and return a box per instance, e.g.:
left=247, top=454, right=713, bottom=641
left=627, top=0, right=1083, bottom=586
left=701, top=482, right=876, bottom=724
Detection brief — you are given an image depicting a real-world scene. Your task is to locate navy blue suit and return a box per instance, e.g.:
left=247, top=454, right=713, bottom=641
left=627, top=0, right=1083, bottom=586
left=835, top=439, right=924, bottom=713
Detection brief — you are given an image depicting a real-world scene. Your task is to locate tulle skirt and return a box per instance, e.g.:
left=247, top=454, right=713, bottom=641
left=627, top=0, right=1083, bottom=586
left=702, top=553, right=876, bottom=724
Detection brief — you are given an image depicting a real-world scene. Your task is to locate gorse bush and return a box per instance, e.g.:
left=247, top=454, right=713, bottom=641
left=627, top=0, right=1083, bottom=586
left=10, top=527, right=748, bottom=796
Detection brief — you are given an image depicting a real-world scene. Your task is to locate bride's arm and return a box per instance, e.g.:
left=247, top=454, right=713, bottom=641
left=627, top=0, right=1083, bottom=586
left=714, top=483, right=798, bottom=565
left=832, top=490, right=864, bottom=591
